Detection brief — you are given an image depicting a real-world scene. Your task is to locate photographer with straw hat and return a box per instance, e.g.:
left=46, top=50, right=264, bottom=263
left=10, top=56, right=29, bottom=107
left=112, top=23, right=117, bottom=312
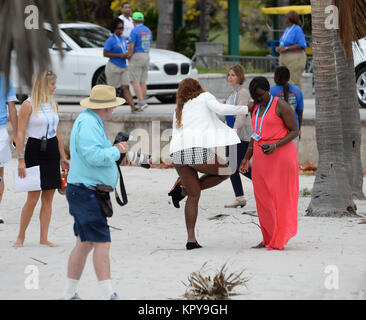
left=62, top=85, right=128, bottom=300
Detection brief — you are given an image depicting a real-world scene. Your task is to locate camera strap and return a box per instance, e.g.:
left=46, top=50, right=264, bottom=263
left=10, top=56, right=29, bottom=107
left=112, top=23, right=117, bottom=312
left=115, top=164, right=128, bottom=206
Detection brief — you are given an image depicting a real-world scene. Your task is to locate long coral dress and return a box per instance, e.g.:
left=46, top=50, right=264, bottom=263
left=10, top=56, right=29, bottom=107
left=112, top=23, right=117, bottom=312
left=251, top=96, right=299, bottom=250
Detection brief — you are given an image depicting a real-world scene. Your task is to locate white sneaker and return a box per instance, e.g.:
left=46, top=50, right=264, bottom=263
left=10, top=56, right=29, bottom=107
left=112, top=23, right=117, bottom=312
left=110, top=292, right=120, bottom=300
left=0, top=212, right=4, bottom=224
left=60, top=293, right=82, bottom=300
left=137, top=102, right=148, bottom=111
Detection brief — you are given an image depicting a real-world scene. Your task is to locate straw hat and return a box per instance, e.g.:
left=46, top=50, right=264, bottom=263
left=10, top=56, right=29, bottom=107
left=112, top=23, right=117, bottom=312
left=80, top=85, right=126, bottom=109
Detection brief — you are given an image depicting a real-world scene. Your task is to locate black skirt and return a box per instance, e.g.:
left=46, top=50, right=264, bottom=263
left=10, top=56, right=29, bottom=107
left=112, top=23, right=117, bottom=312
left=25, top=137, right=61, bottom=190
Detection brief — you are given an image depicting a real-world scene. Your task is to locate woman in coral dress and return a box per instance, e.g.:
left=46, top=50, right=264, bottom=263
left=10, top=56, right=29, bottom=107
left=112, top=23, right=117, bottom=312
left=240, top=77, right=299, bottom=250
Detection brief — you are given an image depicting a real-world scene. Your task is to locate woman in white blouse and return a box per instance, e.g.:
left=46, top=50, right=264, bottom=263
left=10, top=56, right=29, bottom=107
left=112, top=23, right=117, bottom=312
left=168, top=78, right=249, bottom=250
left=13, top=71, right=69, bottom=248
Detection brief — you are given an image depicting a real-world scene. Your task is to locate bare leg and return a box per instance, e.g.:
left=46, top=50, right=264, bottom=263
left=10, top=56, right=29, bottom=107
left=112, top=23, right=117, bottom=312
left=122, top=85, right=136, bottom=111
left=140, top=83, right=147, bottom=102
left=13, top=191, right=41, bottom=247
left=0, top=167, right=4, bottom=204
left=39, top=189, right=57, bottom=247
left=252, top=242, right=266, bottom=249
left=130, top=81, right=144, bottom=104
left=67, top=237, right=94, bottom=280
left=93, top=242, right=111, bottom=281
left=191, top=156, right=231, bottom=191
left=175, top=166, right=201, bottom=243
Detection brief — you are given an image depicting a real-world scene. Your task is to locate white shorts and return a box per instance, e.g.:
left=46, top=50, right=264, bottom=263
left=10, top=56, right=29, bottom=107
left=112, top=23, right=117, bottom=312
left=0, top=127, right=12, bottom=167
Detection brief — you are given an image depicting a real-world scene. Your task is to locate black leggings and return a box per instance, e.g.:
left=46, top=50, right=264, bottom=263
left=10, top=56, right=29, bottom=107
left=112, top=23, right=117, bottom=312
left=226, top=141, right=252, bottom=197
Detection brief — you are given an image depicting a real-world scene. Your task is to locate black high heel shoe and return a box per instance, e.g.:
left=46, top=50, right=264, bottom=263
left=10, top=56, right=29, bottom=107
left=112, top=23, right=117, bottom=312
left=186, top=241, right=202, bottom=250
left=168, top=178, right=186, bottom=208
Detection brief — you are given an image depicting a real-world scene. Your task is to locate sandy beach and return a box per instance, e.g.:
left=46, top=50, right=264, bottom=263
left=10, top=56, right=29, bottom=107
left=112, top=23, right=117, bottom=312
left=0, top=159, right=365, bottom=300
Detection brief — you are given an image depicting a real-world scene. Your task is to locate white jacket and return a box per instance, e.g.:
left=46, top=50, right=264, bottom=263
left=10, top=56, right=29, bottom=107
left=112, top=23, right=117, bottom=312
left=169, top=92, right=249, bottom=154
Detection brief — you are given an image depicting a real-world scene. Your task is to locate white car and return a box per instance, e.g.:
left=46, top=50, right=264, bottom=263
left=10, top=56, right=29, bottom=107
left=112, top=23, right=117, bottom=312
left=355, top=37, right=366, bottom=108
left=11, top=22, right=198, bottom=103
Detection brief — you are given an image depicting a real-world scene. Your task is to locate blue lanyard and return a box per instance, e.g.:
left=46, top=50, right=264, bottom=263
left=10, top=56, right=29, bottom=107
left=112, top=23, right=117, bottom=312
left=232, top=85, right=242, bottom=106
left=114, top=35, right=126, bottom=54
left=281, top=25, right=295, bottom=43
left=40, top=104, right=56, bottom=137
left=254, top=95, right=274, bottom=135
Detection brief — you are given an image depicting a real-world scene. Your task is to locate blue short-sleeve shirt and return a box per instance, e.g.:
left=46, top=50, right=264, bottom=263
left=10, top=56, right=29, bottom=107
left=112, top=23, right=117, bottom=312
left=104, top=35, right=128, bottom=68
left=67, top=109, right=121, bottom=189
left=280, top=25, right=308, bottom=51
left=0, top=76, right=18, bottom=127
left=129, top=24, right=152, bottom=53
left=270, top=83, right=304, bottom=129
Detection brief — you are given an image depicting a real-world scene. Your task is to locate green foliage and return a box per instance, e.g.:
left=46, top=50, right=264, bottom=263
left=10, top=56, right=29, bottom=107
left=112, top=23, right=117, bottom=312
left=300, top=188, right=312, bottom=197
left=173, top=26, right=200, bottom=59
left=144, top=7, right=159, bottom=41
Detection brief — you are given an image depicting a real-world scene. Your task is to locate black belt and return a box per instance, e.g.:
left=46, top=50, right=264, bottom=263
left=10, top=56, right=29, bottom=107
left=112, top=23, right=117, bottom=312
left=70, top=183, right=97, bottom=192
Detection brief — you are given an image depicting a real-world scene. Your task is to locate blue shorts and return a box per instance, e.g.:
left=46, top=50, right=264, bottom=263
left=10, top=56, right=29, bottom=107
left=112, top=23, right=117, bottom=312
left=66, top=184, right=111, bottom=243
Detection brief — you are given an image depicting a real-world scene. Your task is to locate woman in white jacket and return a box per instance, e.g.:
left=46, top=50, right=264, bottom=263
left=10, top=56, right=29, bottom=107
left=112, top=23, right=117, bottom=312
left=168, top=78, right=250, bottom=250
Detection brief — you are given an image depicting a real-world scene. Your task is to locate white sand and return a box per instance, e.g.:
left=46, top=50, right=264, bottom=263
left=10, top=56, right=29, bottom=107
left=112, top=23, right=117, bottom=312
left=0, top=159, right=365, bottom=300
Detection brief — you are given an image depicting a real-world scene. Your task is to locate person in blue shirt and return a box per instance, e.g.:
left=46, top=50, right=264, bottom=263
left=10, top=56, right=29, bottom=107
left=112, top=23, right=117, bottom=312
left=270, top=66, right=304, bottom=149
left=104, top=18, right=137, bottom=113
left=62, top=85, right=129, bottom=300
left=275, top=10, right=308, bottom=89
left=127, top=12, right=153, bottom=110
left=0, top=76, right=18, bottom=224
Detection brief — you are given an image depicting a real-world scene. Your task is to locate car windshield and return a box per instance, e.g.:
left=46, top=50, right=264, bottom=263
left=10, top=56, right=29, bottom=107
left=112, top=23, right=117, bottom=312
left=61, top=26, right=111, bottom=48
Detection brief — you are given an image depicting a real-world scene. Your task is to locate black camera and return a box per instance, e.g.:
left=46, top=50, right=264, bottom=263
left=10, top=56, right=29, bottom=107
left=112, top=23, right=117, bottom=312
left=114, top=132, right=151, bottom=169
left=40, top=136, right=48, bottom=152
left=261, top=144, right=270, bottom=153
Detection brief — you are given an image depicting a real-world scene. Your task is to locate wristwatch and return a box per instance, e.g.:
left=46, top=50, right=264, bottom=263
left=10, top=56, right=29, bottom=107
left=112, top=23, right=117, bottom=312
left=17, top=154, right=25, bottom=159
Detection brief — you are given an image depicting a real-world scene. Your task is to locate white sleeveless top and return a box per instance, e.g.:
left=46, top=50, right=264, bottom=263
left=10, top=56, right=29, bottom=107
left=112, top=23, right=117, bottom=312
left=25, top=98, right=59, bottom=139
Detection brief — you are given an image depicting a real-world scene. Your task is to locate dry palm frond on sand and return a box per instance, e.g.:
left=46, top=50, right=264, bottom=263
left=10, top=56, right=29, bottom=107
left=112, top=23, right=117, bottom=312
left=183, top=263, right=249, bottom=300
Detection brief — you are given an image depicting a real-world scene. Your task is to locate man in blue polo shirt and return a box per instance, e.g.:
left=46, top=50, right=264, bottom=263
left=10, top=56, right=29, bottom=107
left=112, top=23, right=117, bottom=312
left=0, top=76, right=18, bottom=224
left=127, top=12, right=152, bottom=110
left=62, top=85, right=129, bottom=300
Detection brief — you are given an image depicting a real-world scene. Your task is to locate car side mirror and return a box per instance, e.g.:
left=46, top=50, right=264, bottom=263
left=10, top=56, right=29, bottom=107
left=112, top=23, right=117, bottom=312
left=52, top=42, right=71, bottom=51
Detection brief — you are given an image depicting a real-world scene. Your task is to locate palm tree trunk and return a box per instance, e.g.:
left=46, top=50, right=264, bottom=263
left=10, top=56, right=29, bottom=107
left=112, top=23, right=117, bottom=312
left=199, top=0, right=211, bottom=42
left=306, top=0, right=357, bottom=217
left=156, top=0, right=174, bottom=50
left=0, top=0, right=62, bottom=87
left=334, top=33, right=365, bottom=200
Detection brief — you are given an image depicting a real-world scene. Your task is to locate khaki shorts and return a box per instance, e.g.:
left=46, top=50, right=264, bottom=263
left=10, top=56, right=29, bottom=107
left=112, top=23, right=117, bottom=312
left=0, top=127, right=11, bottom=168
left=129, top=52, right=150, bottom=84
left=105, top=61, right=130, bottom=88
left=279, top=51, right=307, bottom=89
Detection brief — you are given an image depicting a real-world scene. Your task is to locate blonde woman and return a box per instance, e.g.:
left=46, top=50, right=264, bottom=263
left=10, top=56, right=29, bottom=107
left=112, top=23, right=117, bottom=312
left=224, top=65, right=253, bottom=209
left=13, top=71, right=69, bottom=248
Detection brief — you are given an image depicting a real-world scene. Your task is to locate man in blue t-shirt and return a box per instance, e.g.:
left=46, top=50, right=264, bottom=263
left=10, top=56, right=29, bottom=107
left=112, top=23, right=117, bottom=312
left=0, top=76, right=18, bottom=224
left=271, top=66, right=304, bottom=149
left=127, top=12, right=152, bottom=110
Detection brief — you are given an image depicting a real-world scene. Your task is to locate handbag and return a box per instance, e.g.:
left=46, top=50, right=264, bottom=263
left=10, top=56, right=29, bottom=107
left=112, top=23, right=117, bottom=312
left=95, top=185, right=114, bottom=218
left=95, top=163, right=128, bottom=218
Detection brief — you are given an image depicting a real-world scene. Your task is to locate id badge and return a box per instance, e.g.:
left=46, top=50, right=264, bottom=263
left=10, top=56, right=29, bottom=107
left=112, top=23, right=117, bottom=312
left=280, top=41, right=285, bottom=47
left=251, top=133, right=261, bottom=142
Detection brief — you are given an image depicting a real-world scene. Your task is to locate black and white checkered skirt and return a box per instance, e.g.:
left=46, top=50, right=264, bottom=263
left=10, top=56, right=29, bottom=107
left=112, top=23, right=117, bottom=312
left=170, top=147, right=216, bottom=165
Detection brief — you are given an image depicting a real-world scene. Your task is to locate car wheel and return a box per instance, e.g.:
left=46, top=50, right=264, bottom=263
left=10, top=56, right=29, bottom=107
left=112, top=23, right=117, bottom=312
left=93, top=67, right=124, bottom=98
left=356, top=66, right=366, bottom=108
left=156, top=94, right=176, bottom=104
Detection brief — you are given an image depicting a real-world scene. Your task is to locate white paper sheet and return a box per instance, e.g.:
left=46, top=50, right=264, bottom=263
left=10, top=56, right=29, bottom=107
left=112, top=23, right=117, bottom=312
left=13, top=166, right=41, bottom=193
